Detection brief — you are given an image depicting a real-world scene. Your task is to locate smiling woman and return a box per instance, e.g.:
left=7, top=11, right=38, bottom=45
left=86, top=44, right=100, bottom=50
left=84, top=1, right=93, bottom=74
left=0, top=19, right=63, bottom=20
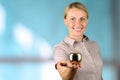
left=53, top=2, right=103, bottom=80
left=64, top=8, right=88, bottom=41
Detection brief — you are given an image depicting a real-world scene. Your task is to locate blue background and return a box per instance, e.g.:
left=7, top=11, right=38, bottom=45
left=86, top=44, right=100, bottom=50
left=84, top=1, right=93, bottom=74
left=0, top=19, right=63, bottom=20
left=0, top=0, right=119, bottom=80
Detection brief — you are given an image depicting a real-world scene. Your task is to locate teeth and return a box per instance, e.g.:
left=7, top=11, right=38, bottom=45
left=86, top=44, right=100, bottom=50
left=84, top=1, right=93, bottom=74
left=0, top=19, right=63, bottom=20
left=72, top=27, right=82, bottom=30
left=75, top=28, right=81, bottom=30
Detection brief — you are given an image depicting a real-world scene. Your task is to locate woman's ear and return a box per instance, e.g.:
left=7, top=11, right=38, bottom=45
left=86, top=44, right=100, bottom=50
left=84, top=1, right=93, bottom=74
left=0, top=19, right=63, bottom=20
left=64, top=18, right=67, bottom=26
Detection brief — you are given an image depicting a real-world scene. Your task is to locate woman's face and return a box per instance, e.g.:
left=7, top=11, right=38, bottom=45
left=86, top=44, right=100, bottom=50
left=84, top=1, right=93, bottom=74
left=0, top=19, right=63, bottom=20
left=64, top=8, right=88, bottom=38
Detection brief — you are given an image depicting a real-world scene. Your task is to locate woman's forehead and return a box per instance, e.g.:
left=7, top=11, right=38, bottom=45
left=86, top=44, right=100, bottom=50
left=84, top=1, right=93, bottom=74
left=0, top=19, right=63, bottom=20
left=66, top=8, right=87, bottom=17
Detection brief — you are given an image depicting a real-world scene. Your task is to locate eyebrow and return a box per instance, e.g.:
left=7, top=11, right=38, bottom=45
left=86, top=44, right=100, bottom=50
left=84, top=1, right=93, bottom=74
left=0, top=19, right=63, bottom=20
left=68, top=16, right=87, bottom=18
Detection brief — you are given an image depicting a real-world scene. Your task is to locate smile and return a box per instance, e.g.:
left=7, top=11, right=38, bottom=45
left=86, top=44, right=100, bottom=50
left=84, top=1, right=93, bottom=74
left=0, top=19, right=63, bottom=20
left=72, top=27, right=82, bottom=32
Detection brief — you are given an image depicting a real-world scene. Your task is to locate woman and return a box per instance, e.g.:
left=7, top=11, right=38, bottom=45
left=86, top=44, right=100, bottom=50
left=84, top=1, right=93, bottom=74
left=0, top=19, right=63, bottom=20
left=54, top=2, right=103, bottom=80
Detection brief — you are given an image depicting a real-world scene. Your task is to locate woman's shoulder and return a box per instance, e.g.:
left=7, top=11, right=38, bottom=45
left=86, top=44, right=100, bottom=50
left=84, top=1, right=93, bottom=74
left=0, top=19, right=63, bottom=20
left=83, top=35, right=98, bottom=45
left=54, top=36, right=73, bottom=48
left=85, top=39, right=100, bottom=49
left=54, top=41, right=67, bottom=49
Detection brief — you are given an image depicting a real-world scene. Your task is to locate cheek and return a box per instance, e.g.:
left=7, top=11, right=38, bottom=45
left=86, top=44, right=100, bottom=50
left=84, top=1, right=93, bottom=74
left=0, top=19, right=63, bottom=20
left=66, top=22, right=74, bottom=28
left=82, top=23, right=87, bottom=28
left=69, top=23, right=74, bottom=28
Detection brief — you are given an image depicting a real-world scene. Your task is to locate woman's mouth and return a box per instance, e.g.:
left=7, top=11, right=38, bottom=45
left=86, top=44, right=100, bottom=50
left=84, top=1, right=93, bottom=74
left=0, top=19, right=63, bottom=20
left=72, top=27, right=82, bottom=32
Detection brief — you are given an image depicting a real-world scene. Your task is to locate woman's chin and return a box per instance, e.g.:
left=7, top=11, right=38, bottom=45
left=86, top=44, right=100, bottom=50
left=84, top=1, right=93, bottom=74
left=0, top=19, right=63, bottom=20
left=74, top=34, right=82, bottom=37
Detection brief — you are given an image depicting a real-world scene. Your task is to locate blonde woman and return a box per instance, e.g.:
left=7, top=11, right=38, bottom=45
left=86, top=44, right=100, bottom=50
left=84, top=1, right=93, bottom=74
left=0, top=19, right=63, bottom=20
left=54, top=2, right=103, bottom=80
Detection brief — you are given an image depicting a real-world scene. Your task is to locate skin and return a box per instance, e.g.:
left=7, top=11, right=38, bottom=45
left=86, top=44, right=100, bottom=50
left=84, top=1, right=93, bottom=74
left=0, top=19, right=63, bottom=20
left=64, top=8, right=88, bottom=41
left=57, top=8, right=88, bottom=80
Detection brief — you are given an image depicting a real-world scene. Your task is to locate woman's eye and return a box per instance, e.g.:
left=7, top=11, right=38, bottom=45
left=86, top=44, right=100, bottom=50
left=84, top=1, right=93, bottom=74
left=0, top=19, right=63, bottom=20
left=80, top=17, right=85, bottom=21
left=70, top=18, right=75, bottom=21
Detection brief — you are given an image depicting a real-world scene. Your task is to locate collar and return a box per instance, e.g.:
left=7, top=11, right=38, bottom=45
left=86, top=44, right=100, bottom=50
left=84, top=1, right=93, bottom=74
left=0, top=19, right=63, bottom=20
left=63, top=35, right=89, bottom=46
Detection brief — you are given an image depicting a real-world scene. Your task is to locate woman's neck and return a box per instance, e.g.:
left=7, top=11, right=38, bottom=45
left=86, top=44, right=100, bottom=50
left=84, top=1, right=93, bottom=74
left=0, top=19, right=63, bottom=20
left=69, top=35, right=83, bottom=42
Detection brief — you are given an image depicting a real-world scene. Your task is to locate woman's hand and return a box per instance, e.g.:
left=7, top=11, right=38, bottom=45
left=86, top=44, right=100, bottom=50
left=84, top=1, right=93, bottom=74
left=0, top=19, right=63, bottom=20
left=56, top=61, right=80, bottom=80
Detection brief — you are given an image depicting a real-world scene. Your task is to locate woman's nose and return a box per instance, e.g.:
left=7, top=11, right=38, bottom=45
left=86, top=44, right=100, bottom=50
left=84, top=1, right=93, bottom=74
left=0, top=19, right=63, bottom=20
left=75, top=20, right=81, bottom=27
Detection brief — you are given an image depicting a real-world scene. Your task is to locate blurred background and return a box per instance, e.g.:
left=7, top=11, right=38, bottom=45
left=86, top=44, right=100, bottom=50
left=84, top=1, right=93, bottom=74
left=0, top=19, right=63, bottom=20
left=0, top=0, right=119, bottom=80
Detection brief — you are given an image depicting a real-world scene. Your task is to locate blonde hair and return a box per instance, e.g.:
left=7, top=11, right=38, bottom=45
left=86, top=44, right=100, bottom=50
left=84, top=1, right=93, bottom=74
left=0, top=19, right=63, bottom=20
left=64, top=2, right=88, bottom=19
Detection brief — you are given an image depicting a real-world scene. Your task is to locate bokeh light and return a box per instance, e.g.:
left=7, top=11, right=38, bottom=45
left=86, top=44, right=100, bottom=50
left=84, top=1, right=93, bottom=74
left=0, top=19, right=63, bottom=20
left=0, top=4, right=6, bottom=35
left=13, top=23, right=34, bottom=50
